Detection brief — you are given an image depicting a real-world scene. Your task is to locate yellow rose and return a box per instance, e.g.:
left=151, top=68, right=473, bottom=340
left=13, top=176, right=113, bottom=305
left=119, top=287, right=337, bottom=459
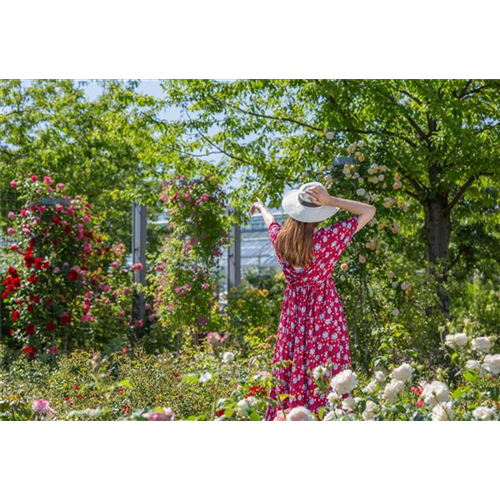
left=230, top=286, right=238, bottom=294
left=260, top=289, right=269, bottom=297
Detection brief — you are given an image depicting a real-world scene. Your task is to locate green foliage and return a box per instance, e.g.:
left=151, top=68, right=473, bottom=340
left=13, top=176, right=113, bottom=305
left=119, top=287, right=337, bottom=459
left=225, top=270, right=285, bottom=352
left=151, top=173, right=230, bottom=349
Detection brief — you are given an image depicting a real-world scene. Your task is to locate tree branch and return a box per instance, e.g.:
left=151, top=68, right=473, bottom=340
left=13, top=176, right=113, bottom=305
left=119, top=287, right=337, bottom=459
left=444, top=172, right=493, bottom=212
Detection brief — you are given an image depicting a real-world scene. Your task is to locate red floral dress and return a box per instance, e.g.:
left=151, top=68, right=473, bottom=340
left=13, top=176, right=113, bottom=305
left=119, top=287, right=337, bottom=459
left=264, top=214, right=359, bottom=421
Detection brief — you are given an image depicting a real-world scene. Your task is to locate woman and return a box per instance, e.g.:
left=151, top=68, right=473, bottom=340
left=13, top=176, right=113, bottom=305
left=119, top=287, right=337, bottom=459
left=251, top=181, right=376, bottom=420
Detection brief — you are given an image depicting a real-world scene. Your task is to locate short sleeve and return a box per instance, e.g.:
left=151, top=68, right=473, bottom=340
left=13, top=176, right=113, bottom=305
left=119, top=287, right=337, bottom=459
left=268, top=221, right=281, bottom=245
left=321, top=215, right=359, bottom=255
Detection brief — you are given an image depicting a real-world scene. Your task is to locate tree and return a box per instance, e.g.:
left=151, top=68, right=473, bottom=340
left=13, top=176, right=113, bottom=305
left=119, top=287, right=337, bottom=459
left=159, top=79, right=500, bottom=319
left=0, top=79, right=178, bottom=248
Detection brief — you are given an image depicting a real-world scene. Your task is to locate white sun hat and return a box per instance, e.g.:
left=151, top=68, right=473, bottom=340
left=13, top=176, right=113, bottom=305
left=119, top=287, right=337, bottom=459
left=282, top=181, right=339, bottom=223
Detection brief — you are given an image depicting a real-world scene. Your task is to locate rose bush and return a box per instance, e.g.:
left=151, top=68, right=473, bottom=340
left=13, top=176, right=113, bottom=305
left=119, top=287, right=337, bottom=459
left=151, top=173, right=230, bottom=349
left=0, top=174, right=146, bottom=358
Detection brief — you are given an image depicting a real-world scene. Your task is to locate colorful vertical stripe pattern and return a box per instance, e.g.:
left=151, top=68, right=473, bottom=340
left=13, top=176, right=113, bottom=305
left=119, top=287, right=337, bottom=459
left=0, top=419, right=500, bottom=500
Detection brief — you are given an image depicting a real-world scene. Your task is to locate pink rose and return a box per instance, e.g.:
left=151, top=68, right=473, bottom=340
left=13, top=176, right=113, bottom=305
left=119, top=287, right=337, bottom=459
left=7, top=228, right=15, bottom=235
left=43, top=176, right=54, bottom=185
left=32, top=399, right=54, bottom=415
left=7, top=212, right=15, bottom=220
left=10, top=180, right=18, bottom=189
left=131, top=263, right=144, bottom=271
left=144, top=408, right=174, bottom=421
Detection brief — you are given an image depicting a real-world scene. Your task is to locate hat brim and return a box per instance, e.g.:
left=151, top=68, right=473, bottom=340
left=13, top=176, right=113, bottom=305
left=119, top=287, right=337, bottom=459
left=282, top=190, right=339, bottom=223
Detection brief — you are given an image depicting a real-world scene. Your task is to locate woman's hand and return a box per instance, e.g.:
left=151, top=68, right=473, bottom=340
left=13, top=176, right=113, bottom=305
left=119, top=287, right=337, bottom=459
left=305, top=185, right=333, bottom=206
left=250, top=199, right=276, bottom=228
left=250, top=200, right=265, bottom=215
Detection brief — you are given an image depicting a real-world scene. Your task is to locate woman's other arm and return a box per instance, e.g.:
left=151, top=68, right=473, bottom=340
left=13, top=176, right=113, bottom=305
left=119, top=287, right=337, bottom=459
left=306, top=186, right=376, bottom=234
left=250, top=200, right=276, bottom=228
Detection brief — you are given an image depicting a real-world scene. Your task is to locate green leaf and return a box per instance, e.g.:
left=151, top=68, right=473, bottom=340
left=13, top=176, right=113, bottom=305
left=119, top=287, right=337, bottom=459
left=463, top=371, right=478, bottom=383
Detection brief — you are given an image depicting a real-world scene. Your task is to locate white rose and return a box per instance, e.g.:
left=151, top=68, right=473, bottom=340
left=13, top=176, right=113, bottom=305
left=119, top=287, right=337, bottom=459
left=199, top=372, right=212, bottom=383
left=324, top=408, right=346, bottom=421
left=483, top=354, right=500, bottom=375
left=342, top=396, right=358, bottom=411
left=363, top=380, right=378, bottom=394
left=374, top=371, right=386, bottom=383
left=287, top=406, right=314, bottom=421
left=383, top=379, right=405, bottom=403
left=222, top=352, right=235, bottom=363
left=421, top=381, right=450, bottom=407
left=465, top=359, right=484, bottom=376
left=327, top=391, right=342, bottom=404
left=356, top=140, right=366, bottom=148
left=325, top=132, right=335, bottom=140
left=391, top=308, right=400, bottom=317
left=378, top=174, right=385, bottom=182
left=432, top=401, right=454, bottom=421
left=454, top=333, right=468, bottom=346
left=330, top=369, right=358, bottom=395
left=356, top=188, right=366, bottom=197
left=472, top=406, right=496, bottom=421
left=391, top=363, right=414, bottom=383
left=362, top=400, right=379, bottom=421
left=237, top=399, right=251, bottom=415
left=313, top=365, right=328, bottom=380
left=445, top=333, right=468, bottom=349
left=246, top=396, right=258, bottom=407
left=472, top=337, right=492, bottom=354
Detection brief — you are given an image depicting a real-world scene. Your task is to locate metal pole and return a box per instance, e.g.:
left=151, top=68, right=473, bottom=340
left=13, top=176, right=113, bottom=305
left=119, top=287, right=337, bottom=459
left=227, top=214, right=241, bottom=292
left=132, top=202, right=147, bottom=338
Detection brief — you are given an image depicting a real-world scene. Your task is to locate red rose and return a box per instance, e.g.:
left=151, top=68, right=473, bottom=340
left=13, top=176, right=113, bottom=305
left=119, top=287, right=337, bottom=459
left=68, top=269, right=79, bottom=281
left=173, top=373, right=180, bottom=378
left=24, top=254, right=35, bottom=268
left=7, top=267, right=18, bottom=277
left=123, top=405, right=131, bottom=414
left=63, top=226, right=71, bottom=234
left=46, top=322, right=57, bottom=332
left=29, top=294, right=41, bottom=304
left=34, top=257, right=44, bottom=270
left=27, top=305, right=34, bottom=313
left=25, top=323, right=35, bottom=335
left=27, top=274, right=40, bottom=284
left=11, top=310, right=20, bottom=322
left=22, top=346, right=36, bottom=358
left=59, top=312, right=72, bottom=324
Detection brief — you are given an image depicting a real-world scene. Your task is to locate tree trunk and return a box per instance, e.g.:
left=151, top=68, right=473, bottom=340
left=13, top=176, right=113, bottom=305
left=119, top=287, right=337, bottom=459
left=422, top=195, right=452, bottom=318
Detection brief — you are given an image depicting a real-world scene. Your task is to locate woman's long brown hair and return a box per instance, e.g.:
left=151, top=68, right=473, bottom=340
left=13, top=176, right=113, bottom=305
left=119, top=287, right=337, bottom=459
left=275, top=217, right=319, bottom=268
